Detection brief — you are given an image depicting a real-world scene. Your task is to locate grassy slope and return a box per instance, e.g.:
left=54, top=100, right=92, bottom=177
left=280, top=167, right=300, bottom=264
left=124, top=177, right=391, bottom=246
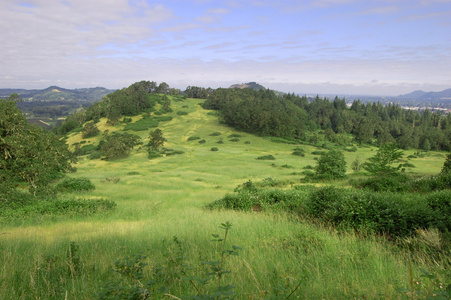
left=0, top=97, right=448, bottom=299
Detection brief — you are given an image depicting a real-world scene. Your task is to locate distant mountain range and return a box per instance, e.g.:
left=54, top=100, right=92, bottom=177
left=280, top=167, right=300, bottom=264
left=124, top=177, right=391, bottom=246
left=0, top=86, right=114, bottom=103
left=397, top=88, right=451, bottom=101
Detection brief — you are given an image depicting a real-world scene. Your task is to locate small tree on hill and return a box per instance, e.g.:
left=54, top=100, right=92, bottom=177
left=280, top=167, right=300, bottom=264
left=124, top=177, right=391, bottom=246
left=363, top=143, right=404, bottom=176
left=82, top=121, right=100, bottom=138
left=315, top=150, right=347, bottom=179
left=147, top=129, right=166, bottom=151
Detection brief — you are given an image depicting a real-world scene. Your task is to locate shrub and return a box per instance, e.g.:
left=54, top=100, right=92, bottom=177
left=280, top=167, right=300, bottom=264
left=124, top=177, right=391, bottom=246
left=187, top=136, right=200, bottom=141
left=217, top=140, right=224, bottom=144
left=228, top=133, right=242, bottom=138
left=244, top=141, right=251, bottom=144
left=314, top=150, right=347, bottom=179
left=56, top=178, right=95, bottom=192
left=256, top=155, right=275, bottom=160
left=127, top=171, right=140, bottom=175
left=209, top=132, right=221, bottom=136
left=198, top=139, right=206, bottom=144
left=292, top=151, right=305, bottom=156
left=303, top=165, right=314, bottom=170
left=229, top=138, right=240, bottom=142
left=177, top=111, right=188, bottom=115
left=211, top=147, right=219, bottom=151
left=311, top=150, right=323, bottom=155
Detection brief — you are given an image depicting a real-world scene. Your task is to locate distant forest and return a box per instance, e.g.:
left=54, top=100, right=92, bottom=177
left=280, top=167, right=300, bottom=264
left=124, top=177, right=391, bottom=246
left=52, top=80, right=451, bottom=152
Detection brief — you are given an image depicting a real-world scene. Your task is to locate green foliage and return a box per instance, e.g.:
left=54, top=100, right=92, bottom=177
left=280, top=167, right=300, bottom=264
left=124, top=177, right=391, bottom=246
left=177, top=111, right=188, bottom=115
left=363, top=143, right=404, bottom=176
left=0, top=197, right=116, bottom=223
left=0, top=94, right=76, bottom=196
left=55, top=177, right=95, bottom=192
left=211, top=147, right=219, bottom=151
left=228, top=133, right=242, bottom=138
left=209, top=132, right=222, bottom=136
left=100, top=132, right=142, bottom=161
left=123, top=116, right=172, bottom=131
left=314, top=150, right=347, bottom=179
left=229, top=138, right=240, bottom=142
left=198, top=139, right=206, bottom=144
left=256, top=155, right=275, bottom=160
left=187, top=136, right=201, bottom=141
left=147, top=128, right=166, bottom=151
left=81, top=121, right=100, bottom=138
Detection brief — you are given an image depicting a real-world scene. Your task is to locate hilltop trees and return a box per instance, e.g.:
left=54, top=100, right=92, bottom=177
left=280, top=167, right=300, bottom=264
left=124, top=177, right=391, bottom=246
left=1, top=94, right=75, bottom=197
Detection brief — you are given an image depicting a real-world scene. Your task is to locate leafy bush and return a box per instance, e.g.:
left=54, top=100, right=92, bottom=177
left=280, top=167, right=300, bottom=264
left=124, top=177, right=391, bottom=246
left=292, top=151, right=305, bottom=156
left=314, top=150, right=347, bottom=179
left=306, top=187, right=439, bottom=237
left=229, top=138, right=240, bottom=142
left=354, top=174, right=410, bottom=192
left=127, top=171, right=140, bottom=175
left=56, top=178, right=95, bottom=192
left=209, top=132, right=221, bottom=136
left=311, top=150, right=323, bottom=155
left=123, top=116, right=172, bottom=131
left=256, top=155, right=275, bottom=160
left=198, top=139, right=206, bottom=144
left=0, top=197, right=116, bottom=223
left=74, top=144, right=97, bottom=156
left=217, top=140, right=224, bottom=144
left=228, top=133, right=242, bottom=138
left=177, top=111, right=188, bottom=115
left=187, top=136, right=200, bottom=141
left=244, top=141, right=251, bottom=144
left=211, top=147, right=219, bottom=151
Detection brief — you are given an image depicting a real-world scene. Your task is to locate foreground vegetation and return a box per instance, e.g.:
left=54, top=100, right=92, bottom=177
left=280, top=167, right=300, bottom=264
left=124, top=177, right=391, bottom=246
left=1, top=85, right=450, bottom=299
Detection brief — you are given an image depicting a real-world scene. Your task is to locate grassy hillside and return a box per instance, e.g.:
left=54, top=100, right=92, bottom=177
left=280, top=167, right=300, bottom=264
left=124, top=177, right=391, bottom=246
left=1, top=96, right=449, bottom=299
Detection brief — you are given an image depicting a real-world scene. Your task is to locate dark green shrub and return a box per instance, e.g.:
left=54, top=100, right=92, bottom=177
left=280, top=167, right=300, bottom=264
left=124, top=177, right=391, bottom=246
left=314, top=150, right=347, bottom=179
left=148, top=151, right=162, bottom=159
left=209, top=132, right=221, bottom=136
left=228, top=133, right=242, bottom=138
left=244, top=141, right=251, bottom=144
left=164, top=150, right=185, bottom=156
left=217, top=140, right=224, bottom=144
left=211, top=147, right=219, bottom=151
left=75, top=144, right=97, bottom=156
left=426, top=190, right=451, bottom=232
left=177, top=111, right=188, bottom=115
left=292, top=151, right=305, bottom=156
left=127, top=171, right=140, bottom=175
left=56, top=178, right=95, bottom=192
left=355, top=174, right=410, bottom=192
left=256, top=155, right=275, bottom=160
left=187, top=136, right=200, bottom=141
left=303, top=165, right=314, bottom=170
left=311, top=150, right=323, bottom=155
left=229, top=138, right=240, bottom=142
left=198, top=139, right=206, bottom=144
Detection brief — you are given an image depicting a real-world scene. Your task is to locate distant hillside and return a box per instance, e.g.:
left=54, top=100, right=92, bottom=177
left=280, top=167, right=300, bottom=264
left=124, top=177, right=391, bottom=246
left=229, top=82, right=266, bottom=90
left=0, top=86, right=115, bottom=103
left=398, top=88, right=451, bottom=101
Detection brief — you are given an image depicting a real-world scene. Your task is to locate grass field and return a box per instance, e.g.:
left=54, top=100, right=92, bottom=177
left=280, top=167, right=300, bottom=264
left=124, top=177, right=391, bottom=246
left=0, top=97, right=449, bottom=299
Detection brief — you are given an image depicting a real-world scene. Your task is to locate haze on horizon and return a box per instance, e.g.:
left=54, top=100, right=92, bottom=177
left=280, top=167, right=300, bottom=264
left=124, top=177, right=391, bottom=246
left=1, top=0, right=450, bottom=96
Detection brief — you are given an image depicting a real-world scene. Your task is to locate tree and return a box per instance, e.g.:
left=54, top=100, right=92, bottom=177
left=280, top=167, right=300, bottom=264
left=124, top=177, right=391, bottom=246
left=82, top=121, right=100, bottom=138
left=99, top=132, right=142, bottom=160
left=315, top=150, right=347, bottom=179
left=147, top=129, right=166, bottom=151
left=1, top=94, right=76, bottom=196
left=363, top=143, right=404, bottom=176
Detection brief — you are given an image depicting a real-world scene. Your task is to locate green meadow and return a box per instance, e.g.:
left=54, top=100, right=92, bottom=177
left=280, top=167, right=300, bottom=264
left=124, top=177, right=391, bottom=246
left=1, top=97, right=449, bottom=299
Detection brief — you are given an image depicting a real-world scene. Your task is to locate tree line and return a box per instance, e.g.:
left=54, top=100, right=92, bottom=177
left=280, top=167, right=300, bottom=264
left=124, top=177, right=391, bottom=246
left=203, top=88, right=451, bottom=151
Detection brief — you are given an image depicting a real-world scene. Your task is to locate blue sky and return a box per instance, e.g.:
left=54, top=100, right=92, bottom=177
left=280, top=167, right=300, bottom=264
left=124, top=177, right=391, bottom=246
left=1, top=0, right=450, bottom=95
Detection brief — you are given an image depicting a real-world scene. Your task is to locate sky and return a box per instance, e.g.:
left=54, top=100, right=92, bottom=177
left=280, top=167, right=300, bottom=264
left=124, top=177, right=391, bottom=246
left=1, top=0, right=451, bottom=96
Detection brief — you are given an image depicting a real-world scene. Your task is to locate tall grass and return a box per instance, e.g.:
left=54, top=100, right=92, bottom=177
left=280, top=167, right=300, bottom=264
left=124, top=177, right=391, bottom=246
left=0, top=97, right=448, bottom=299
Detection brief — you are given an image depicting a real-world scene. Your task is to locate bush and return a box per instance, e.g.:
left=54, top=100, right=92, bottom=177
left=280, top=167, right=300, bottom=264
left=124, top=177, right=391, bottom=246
left=211, top=147, right=219, bottom=151
left=177, top=111, right=188, bottom=115
left=256, top=155, right=275, bottom=160
left=56, top=178, right=95, bottom=192
left=311, top=150, right=323, bottom=155
left=314, top=150, right=347, bottom=179
left=228, top=133, right=242, bottom=138
left=209, top=132, right=221, bottom=136
left=187, top=136, right=200, bottom=141
left=198, top=139, right=206, bottom=144
left=229, top=138, right=240, bottom=142
left=292, top=151, right=305, bottom=156
left=217, top=140, right=224, bottom=144
left=0, top=197, right=116, bottom=223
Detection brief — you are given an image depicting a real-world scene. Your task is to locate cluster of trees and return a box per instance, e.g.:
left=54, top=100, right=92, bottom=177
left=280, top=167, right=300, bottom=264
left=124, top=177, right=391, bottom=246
left=203, top=88, right=307, bottom=138
left=203, top=88, right=451, bottom=151
left=55, top=81, right=175, bottom=135
left=1, top=94, right=76, bottom=198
